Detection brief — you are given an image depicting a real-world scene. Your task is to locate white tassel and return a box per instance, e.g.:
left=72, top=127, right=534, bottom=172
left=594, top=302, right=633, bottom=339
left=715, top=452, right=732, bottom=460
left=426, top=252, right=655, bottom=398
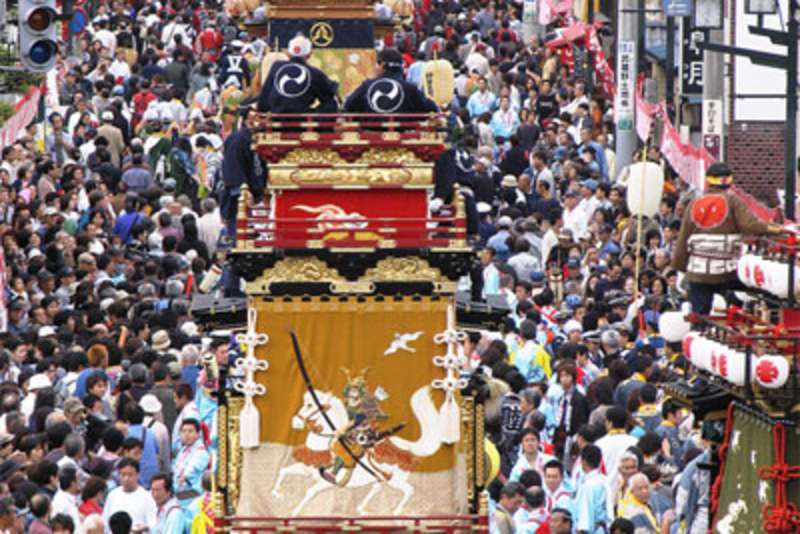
left=439, top=393, right=460, bottom=444
left=240, top=400, right=260, bottom=448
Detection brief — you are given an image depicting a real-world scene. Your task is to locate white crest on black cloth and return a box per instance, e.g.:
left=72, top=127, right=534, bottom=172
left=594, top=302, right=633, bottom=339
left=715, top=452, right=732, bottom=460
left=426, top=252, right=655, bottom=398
left=367, top=78, right=405, bottom=113
left=275, top=63, right=311, bottom=98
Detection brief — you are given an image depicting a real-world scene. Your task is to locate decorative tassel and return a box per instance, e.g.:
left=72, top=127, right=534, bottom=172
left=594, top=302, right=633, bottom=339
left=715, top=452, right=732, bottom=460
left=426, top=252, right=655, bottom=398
left=239, top=400, right=260, bottom=448
left=439, top=392, right=460, bottom=444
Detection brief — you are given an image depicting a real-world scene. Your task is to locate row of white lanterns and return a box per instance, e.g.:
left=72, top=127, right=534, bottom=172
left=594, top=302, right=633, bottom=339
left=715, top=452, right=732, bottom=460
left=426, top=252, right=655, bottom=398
left=681, top=331, right=790, bottom=389
left=738, top=253, right=800, bottom=300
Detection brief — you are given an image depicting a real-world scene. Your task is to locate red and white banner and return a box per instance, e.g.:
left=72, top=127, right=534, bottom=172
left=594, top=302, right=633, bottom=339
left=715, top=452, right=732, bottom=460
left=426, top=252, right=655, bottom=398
left=0, top=86, right=42, bottom=150
left=545, top=22, right=615, bottom=98
left=632, top=79, right=778, bottom=221
left=634, top=79, right=712, bottom=189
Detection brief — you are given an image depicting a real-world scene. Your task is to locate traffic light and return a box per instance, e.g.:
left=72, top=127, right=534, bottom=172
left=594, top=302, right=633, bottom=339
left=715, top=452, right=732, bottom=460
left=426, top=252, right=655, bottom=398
left=18, top=0, right=58, bottom=72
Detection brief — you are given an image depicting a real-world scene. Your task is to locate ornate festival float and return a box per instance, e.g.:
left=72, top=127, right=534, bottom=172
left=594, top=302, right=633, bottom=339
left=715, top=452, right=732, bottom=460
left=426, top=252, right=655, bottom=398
left=660, top=190, right=800, bottom=531
left=209, top=1, right=497, bottom=532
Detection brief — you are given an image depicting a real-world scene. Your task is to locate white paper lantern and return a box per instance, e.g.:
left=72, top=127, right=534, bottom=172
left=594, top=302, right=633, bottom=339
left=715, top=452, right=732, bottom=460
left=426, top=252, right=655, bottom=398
left=737, top=254, right=756, bottom=287
left=717, top=348, right=754, bottom=387
left=755, top=355, right=790, bottom=389
left=691, top=335, right=713, bottom=372
left=682, top=332, right=696, bottom=363
left=626, top=162, right=665, bottom=217
left=660, top=311, right=692, bottom=342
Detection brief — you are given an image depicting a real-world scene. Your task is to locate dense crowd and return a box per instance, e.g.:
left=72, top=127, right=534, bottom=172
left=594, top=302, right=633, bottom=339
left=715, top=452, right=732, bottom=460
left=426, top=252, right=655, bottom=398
left=0, top=0, right=728, bottom=532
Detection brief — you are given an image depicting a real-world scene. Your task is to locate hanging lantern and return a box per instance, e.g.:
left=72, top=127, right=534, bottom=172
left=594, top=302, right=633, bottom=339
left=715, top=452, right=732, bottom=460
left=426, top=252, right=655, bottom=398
left=755, top=355, right=790, bottom=389
left=660, top=311, right=691, bottom=342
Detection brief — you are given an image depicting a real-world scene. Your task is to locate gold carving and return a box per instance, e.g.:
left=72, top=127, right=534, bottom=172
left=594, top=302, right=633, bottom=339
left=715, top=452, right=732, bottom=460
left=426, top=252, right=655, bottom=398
left=282, top=149, right=346, bottom=165
left=269, top=166, right=432, bottom=188
left=227, top=397, right=244, bottom=512
left=310, top=22, right=334, bottom=47
left=462, top=396, right=475, bottom=503
left=245, top=257, right=343, bottom=293
left=365, top=257, right=444, bottom=281
left=360, top=148, right=421, bottom=164
left=475, top=402, right=485, bottom=488
left=217, top=404, right=228, bottom=490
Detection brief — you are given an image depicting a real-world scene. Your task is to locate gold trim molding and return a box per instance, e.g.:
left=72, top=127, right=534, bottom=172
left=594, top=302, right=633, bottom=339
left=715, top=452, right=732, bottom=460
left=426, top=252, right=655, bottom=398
left=365, top=257, right=444, bottom=282
left=245, top=257, right=344, bottom=294
left=227, top=397, right=244, bottom=512
left=269, top=166, right=433, bottom=188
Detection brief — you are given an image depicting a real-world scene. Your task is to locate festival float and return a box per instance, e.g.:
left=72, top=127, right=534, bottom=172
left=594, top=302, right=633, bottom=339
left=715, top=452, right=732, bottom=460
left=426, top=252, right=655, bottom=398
left=666, top=231, right=800, bottom=532
left=205, top=1, right=498, bottom=532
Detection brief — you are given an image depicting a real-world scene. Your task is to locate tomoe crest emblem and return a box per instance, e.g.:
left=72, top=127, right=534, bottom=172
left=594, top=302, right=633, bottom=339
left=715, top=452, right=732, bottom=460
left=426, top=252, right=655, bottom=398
left=275, top=63, right=311, bottom=98
left=367, top=78, right=405, bottom=113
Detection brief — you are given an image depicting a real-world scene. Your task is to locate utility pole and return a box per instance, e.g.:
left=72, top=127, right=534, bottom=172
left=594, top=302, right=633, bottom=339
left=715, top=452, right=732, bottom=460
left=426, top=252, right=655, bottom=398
left=665, top=16, right=675, bottom=120
left=616, top=0, right=639, bottom=178
left=786, top=0, right=797, bottom=221
left=637, top=0, right=646, bottom=70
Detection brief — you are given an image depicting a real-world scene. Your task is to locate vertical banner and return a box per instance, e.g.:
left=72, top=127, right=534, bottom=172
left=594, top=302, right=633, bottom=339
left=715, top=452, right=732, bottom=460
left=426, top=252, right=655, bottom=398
left=702, top=98, right=723, bottom=161
left=680, top=25, right=707, bottom=96
left=522, top=0, right=539, bottom=43
left=615, top=40, right=636, bottom=132
left=238, top=296, right=467, bottom=516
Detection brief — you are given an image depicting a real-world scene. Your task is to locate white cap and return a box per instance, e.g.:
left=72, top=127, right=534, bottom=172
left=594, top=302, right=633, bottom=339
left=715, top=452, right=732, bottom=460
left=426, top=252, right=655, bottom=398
left=563, top=319, right=583, bottom=335
left=28, top=374, right=52, bottom=391
left=139, top=394, right=163, bottom=414
left=101, top=111, right=114, bottom=121
left=288, top=34, right=312, bottom=57
left=497, top=215, right=513, bottom=228
left=38, top=325, right=57, bottom=338
left=44, top=206, right=58, bottom=216
left=181, top=321, right=200, bottom=338
left=143, top=108, right=160, bottom=122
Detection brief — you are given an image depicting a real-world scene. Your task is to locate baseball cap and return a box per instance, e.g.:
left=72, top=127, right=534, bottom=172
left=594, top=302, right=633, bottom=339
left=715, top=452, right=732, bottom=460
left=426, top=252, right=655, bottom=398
left=139, top=394, right=163, bottom=414
left=582, top=179, right=598, bottom=192
left=63, top=396, right=85, bottom=415
left=162, top=178, right=177, bottom=191
left=563, top=320, right=582, bottom=334
left=101, top=111, right=114, bottom=121
left=28, top=373, right=52, bottom=391
left=565, top=294, right=582, bottom=309
left=497, top=216, right=513, bottom=228
left=530, top=271, right=545, bottom=283
left=38, top=326, right=57, bottom=338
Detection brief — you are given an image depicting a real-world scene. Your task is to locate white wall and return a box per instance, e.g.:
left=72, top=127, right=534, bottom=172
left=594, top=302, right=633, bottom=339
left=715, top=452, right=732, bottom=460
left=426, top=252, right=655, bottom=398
left=733, top=0, right=788, bottom=121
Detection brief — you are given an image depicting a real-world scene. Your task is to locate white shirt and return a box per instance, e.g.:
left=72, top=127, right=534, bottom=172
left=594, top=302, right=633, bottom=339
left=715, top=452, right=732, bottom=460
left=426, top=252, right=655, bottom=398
left=102, top=485, right=157, bottom=533
left=595, top=431, right=638, bottom=479
left=94, top=29, right=117, bottom=55
left=51, top=489, right=81, bottom=530
left=198, top=211, right=224, bottom=255
left=563, top=205, right=588, bottom=238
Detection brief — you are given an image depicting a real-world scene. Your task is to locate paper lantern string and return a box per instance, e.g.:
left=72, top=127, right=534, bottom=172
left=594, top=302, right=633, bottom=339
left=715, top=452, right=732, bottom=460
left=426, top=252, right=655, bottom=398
left=758, top=423, right=800, bottom=533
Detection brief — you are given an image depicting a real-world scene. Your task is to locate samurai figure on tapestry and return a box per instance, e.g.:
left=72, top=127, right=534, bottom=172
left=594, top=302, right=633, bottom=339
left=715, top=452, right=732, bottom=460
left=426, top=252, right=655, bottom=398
left=239, top=297, right=467, bottom=517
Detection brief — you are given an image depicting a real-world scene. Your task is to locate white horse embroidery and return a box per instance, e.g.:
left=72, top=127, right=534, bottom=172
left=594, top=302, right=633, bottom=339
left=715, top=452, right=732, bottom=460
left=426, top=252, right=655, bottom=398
left=270, top=386, right=442, bottom=515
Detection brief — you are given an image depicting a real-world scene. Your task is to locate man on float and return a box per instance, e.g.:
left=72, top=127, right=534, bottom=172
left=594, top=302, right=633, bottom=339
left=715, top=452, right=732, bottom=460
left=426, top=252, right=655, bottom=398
left=257, top=33, right=339, bottom=113
left=671, top=162, right=785, bottom=315
left=343, top=48, right=439, bottom=113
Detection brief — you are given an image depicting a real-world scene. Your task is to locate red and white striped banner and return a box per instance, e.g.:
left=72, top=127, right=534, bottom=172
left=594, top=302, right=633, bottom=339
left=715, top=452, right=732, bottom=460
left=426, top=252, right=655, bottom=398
left=0, top=86, right=42, bottom=150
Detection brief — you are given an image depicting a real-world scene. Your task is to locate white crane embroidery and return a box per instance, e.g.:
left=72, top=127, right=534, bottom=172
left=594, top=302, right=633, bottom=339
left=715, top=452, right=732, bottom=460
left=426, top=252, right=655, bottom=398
left=384, top=331, right=424, bottom=356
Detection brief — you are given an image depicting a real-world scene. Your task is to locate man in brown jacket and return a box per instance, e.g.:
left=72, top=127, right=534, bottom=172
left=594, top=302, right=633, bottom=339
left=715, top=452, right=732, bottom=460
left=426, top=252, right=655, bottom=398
left=97, top=111, right=125, bottom=168
left=672, top=162, right=785, bottom=314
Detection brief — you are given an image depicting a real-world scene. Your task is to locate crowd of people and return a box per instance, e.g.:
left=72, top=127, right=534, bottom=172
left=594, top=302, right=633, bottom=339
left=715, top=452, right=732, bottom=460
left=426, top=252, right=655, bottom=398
left=0, top=0, right=745, bottom=531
